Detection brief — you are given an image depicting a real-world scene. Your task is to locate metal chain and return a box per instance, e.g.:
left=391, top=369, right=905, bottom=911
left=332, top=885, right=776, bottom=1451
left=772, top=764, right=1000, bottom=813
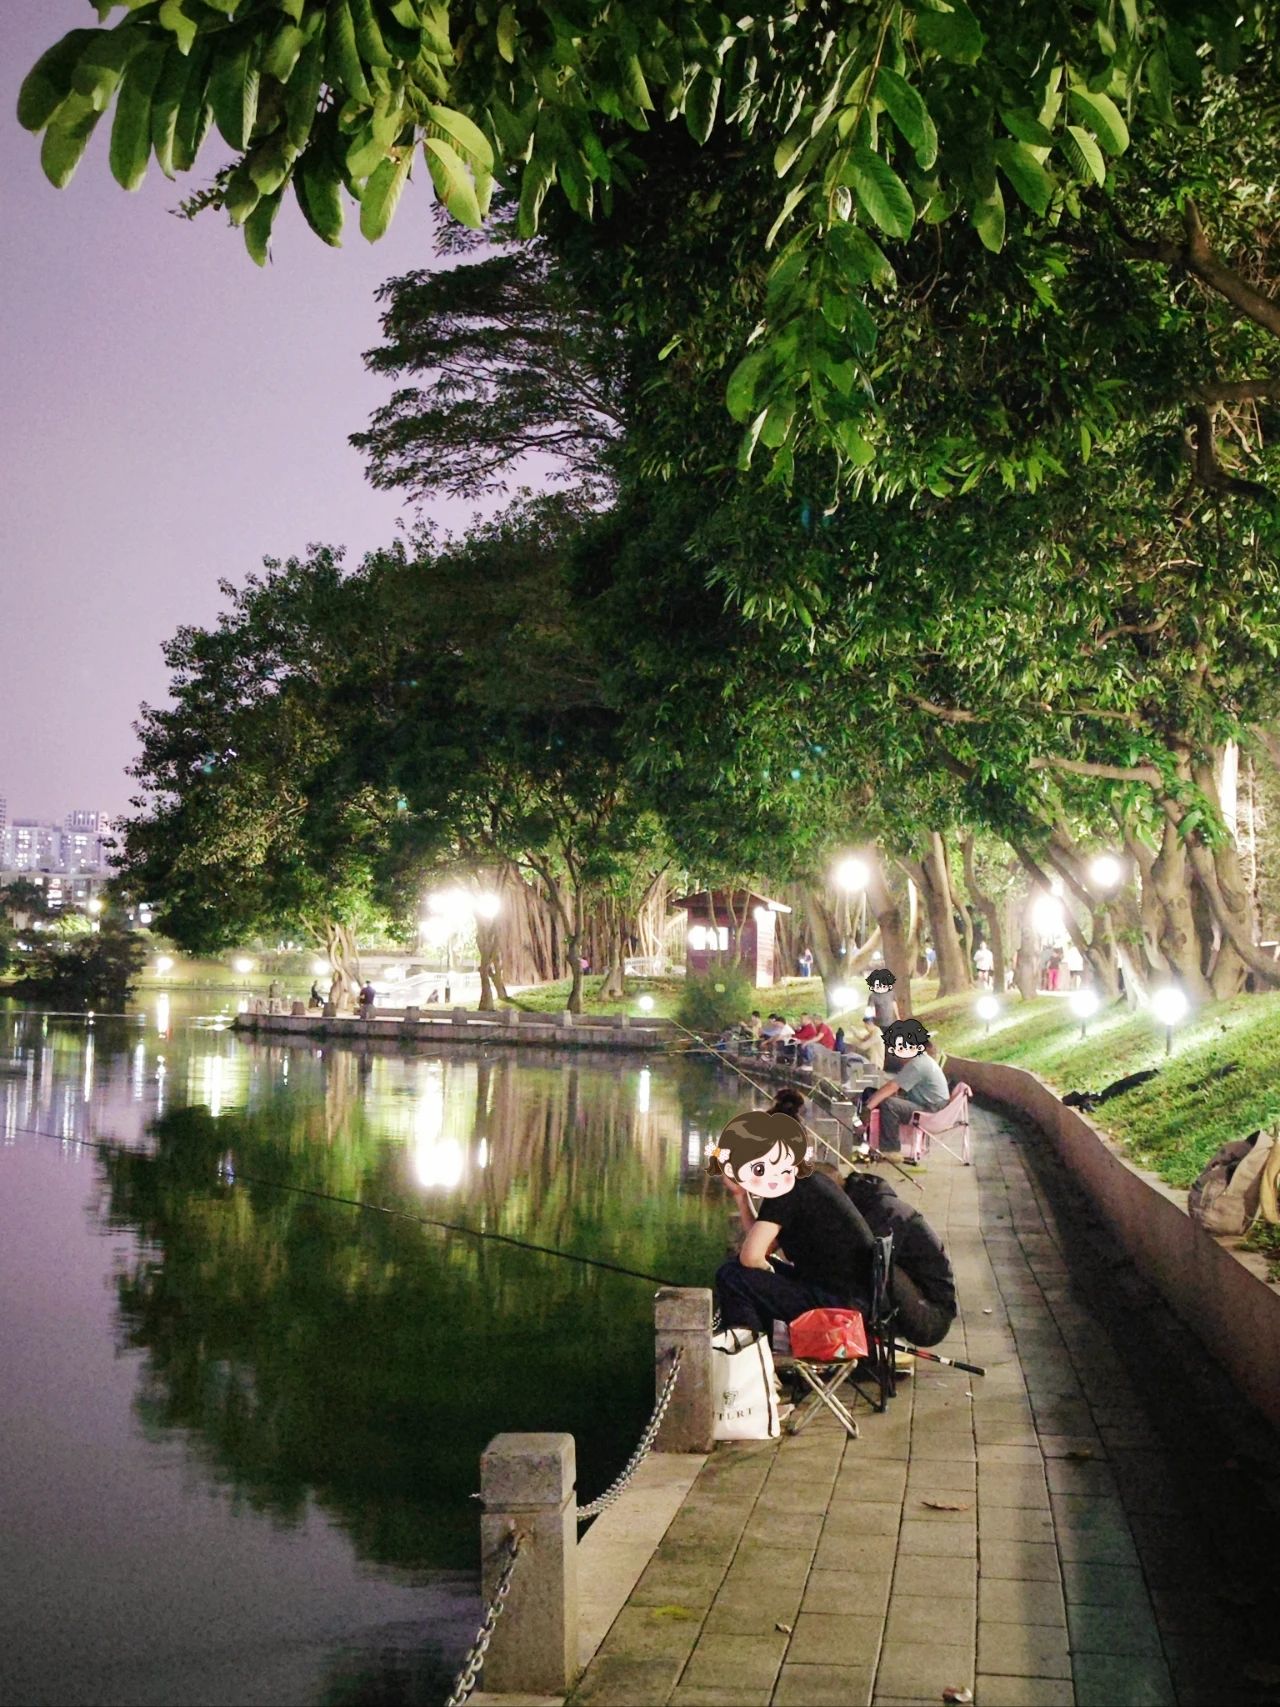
left=443, top=1528, right=524, bottom=1707
left=576, top=1347, right=684, bottom=1522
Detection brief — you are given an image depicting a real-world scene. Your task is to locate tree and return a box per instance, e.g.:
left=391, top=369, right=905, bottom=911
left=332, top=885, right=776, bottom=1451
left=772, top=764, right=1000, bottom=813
left=21, top=1, right=1270, bottom=480
left=352, top=218, right=623, bottom=502
left=12, top=923, right=146, bottom=1006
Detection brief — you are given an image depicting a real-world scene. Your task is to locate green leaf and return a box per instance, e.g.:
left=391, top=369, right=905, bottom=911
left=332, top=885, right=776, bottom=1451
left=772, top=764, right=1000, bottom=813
left=40, top=94, right=104, bottom=188
left=847, top=147, right=914, bottom=238
left=150, top=45, right=190, bottom=175
left=350, top=0, right=392, bottom=67
left=208, top=35, right=260, bottom=151
left=970, top=179, right=1006, bottom=252
left=915, top=2, right=985, bottom=65
left=1068, top=86, right=1129, bottom=154
left=834, top=419, right=875, bottom=466
left=295, top=138, right=345, bottom=243
left=496, top=4, right=518, bottom=63
left=684, top=68, right=720, bottom=145
left=17, top=29, right=100, bottom=131
left=1000, top=107, right=1056, bottom=147
left=285, top=29, right=325, bottom=150
left=876, top=67, right=937, bottom=169
left=1061, top=123, right=1105, bottom=186
left=247, top=131, right=296, bottom=193
left=223, top=163, right=261, bottom=225
left=993, top=139, right=1055, bottom=216
left=623, top=53, right=654, bottom=114
left=171, top=40, right=212, bottom=170
left=516, top=152, right=554, bottom=235
left=765, top=181, right=811, bottom=249
left=425, top=104, right=494, bottom=173
left=243, top=186, right=283, bottom=265
left=360, top=146, right=412, bottom=238
left=158, top=0, right=197, bottom=56
left=263, top=22, right=307, bottom=82
left=1146, top=45, right=1174, bottom=122
left=425, top=135, right=482, bottom=228
left=726, top=348, right=771, bottom=422
left=326, top=0, right=372, bottom=105
left=110, top=40, right=166, bottom=189
left=72, top=29, right=138, bottom=112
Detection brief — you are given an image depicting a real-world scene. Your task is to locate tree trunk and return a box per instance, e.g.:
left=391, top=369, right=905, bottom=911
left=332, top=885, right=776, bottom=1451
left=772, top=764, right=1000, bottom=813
left=1148, top=814, right=1214, bottom=999
left=800, top=883, right=845, bottom=1011
left=962, top=834, right=1007, bottom=992
left=907, top=833, right=971, bottom=996
left=865, top=847, right=913, bottom=1016
left=323, top=920, right=361, bottom=1009
left=1012, top=892, right=1040, bottom=1000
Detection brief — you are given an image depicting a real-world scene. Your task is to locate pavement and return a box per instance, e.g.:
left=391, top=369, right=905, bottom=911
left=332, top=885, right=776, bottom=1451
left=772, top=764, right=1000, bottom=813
left=562, top=1101, right=1280, bottom=1707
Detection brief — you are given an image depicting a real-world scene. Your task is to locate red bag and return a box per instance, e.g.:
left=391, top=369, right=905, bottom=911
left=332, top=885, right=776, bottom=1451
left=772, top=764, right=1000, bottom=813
left=788, top=1308, right=868, bottom=1361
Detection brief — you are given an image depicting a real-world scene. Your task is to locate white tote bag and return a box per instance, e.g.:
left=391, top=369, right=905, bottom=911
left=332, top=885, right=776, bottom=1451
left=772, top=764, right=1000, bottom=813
left=712, top=1329, right=780, bottom=1440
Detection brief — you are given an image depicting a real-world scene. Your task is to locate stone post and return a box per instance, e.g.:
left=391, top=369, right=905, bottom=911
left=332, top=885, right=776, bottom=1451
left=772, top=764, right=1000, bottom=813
left=653, top=1287, right=714, bottom=1452
left=403, top=1006, right=419, bottom=1024
left=322, top=1002, right=336, bottom=1019
left=479, top=1432, right=578, bottom=1696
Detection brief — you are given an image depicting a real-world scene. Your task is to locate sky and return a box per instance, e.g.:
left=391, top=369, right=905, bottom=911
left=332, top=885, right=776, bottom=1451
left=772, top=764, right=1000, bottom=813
left=0, top=3, right=489, bottom=824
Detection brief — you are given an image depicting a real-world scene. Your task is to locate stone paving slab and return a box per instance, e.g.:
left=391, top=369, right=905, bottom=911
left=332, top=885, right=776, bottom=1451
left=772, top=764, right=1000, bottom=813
left=564, top=1101, right=1280, bottom=1707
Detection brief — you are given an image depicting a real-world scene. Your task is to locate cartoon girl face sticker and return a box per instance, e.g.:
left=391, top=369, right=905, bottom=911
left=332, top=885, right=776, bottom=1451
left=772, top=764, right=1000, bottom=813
left=706, top=1110, right=812, bottom=1197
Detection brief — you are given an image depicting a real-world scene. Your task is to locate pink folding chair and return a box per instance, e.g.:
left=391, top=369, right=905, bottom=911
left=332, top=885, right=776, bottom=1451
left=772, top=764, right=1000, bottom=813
left=866, top=1083, right=973, bottom=1165
left=909, top=1083, right=974, bottom=1165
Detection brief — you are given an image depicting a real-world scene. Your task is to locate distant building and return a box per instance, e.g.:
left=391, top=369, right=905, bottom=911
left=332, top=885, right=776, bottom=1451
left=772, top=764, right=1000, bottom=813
left=0, top=805, right=115, bottom=874
left=8, top=821, right=62, bottom=872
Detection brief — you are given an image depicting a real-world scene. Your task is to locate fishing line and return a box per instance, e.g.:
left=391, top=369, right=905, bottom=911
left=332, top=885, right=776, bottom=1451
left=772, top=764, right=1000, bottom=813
left=3, top=1120, right=688, bottom=1288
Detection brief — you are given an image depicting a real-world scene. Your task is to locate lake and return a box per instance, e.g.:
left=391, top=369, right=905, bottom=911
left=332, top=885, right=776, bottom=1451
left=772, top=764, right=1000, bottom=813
left=0, top=993, right=743, bottom=1705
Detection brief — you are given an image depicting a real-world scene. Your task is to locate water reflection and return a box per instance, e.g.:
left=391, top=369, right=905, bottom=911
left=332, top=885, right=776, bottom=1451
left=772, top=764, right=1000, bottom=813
left=0, top=996, right=747, bottom=1704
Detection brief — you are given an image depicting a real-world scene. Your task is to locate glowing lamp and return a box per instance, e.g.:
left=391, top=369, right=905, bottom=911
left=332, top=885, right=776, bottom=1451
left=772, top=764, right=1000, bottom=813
left=155, top=955, right=174, bottom=974
left=473, top=892, right=501, bottom=921
left=86, top=898, right=103, bottom=916
left=311, top=958, right=330, bottom=977
left=976, top=995, right=999, bottom=1023
left=834, top=856, right=870, bottom=892
left=831, top=986, right=858, bottom=1008
left=1069, top=988, right=1099, bottom=1038
left=1152, top=985, right=1189, bottom=1056
left=233, top=956, right=254, bottom=975
left=637, top=995, right=655, bottom=1012
left=1031, top=894, right=1064, bottom=938
left=1089, top=854, right=1123, bottom=890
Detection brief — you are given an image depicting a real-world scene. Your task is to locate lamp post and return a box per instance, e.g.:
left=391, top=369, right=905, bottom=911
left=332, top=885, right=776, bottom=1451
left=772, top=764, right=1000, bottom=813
left=1151, top=985, right=1189, bottom=1057
left=833, top=856, right=870, bottom=957
left=1089, top=853, right=1123, bottom=891
left=1069, top=988, right=1099, bottom=1040
left=976, top=994, right=999, bottom=1038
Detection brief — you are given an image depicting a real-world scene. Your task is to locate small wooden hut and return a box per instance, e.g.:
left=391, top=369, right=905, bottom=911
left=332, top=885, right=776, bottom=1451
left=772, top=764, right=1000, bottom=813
left=673, top=890, right=792, bottom=989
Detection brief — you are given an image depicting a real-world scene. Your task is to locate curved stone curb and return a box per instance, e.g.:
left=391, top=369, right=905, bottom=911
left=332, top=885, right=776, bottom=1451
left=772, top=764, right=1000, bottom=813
left=947, top=1053, right=1280, bottom=1433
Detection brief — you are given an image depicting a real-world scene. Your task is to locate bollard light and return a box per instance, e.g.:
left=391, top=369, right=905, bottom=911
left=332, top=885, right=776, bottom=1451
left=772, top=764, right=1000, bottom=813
left=832, top=985, right=858, bottom=1009
left=233, top=956, right=254, bottom=976
left=1069, top=988, right=1100, bottom=1039
left=155, top=955, right=174, bottom=975
left=637, top=994, right=655, bottom=1013
left=976, top=994, right=1000, bottom=1036
left=1151, top=985, right=1189, bottom=1056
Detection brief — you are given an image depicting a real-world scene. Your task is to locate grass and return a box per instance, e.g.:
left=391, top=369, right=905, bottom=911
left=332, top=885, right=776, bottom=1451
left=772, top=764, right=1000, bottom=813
left=498, top=972, right=830, bottom=1020
left=917, top=985, right=1280, bottom=1208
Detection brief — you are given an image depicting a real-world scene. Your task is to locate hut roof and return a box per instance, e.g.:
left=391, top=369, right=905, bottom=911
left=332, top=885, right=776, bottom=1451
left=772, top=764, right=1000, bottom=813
left=673, top=889, right=792, bottom=916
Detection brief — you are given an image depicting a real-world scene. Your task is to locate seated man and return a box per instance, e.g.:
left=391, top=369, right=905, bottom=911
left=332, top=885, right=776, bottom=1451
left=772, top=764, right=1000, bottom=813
left=758, top=1013, right=795, bottom=1061
left=861, top=1018, right=949, bottom=1154
left=709, top=1110, right=876, bottom=1338
left=843, top=1170, right=956, bottom=1346
left=793, top=1013, right=837, bottom=1062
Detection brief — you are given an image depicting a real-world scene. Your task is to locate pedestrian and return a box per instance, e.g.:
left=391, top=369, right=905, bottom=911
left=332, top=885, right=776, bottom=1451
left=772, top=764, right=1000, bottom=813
left=865, top=967, right=899, bottom=1029
left=358, top=979, right=376, bottom=1019
left=798, top=946, right=814, bottom=978
left=1064, top=942, right=1084, bottom=989
left=974, top=941, right=994, bottom=988
left=1047, top=945, right=1063, bottom=991
left=308, top=981, right=323, bottom=1010
left=861, top=1018, right=950, bottom=1156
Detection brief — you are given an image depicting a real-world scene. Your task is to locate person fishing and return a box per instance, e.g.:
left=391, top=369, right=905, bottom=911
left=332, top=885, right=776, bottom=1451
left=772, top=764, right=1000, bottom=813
left=708, top=1107, right=876, bottom=1340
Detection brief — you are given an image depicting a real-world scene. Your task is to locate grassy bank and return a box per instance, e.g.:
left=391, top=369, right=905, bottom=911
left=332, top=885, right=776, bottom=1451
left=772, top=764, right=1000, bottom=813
left=500, top=973, right=828, bottom=1019
left=917, top=985, right=1280, bottom=1267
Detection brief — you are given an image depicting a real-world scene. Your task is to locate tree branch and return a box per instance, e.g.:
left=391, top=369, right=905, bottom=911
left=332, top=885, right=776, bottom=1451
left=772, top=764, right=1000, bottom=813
left=1029, top=755, right=1163, bottom=784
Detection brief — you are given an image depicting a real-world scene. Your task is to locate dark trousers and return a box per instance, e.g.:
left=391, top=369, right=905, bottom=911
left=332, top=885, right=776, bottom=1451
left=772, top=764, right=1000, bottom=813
left=715, top=1260, right=866, bottom=1336
left=875, top=1095, right=920, bottom=1153
left=891, top=1270, right=955, bottom=1347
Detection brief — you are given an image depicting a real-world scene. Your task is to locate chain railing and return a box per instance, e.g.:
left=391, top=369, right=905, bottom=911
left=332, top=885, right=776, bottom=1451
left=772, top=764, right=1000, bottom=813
left=443, top=1527, right=524, bottom=1707
left=576, top=1346, right=684, bottom=1523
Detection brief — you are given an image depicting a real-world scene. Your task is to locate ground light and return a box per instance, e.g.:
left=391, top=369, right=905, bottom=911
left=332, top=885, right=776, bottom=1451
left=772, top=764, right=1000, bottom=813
left=1151, top=985, right=1189, bottom=1056
left=233, top=956, right=254, bottom=976
left=637, top=995, right=655, bottom=1013
left=155, top=955, right=174, bottom=975
left=1069, top=988, right=1100, bottom=1039
left=975, top=994, right=999, bottom=1037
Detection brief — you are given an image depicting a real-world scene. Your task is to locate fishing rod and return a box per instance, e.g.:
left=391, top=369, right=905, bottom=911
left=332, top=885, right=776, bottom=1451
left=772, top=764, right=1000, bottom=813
left=894, top=1342, right=987, bottom=1377
left=666, top=1017, right=924, bottom=1193
left=4, top=1120, right=687, bottom=1288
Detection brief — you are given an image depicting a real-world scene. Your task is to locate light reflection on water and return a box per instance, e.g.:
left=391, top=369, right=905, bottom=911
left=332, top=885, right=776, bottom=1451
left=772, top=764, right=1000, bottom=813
left=0, top=993, right=744, bottom=1706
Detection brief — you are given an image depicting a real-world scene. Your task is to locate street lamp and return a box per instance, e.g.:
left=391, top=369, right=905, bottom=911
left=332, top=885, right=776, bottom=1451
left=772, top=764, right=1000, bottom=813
left=834, top=856, right=870, bottom=892
left=1151, top=985, right=1189, bottom=1056
left=1031, top=894, right=1064, bottom=938
left=233, top=955, right=254, bottom=977
left=1069, top=988, right=1100, bottom=1039
left=155, top=955, right=174, bottom=975
left=86, top=897, right=103, bottom=915
left=831, top=985, right=858, bottom=1009
left=1089, top=854, right=1123, bottom=890
left=976, top=994, right=1000, bottom=1037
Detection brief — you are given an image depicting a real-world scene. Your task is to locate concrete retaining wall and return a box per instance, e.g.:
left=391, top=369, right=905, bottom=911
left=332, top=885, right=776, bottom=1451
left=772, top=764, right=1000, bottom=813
left=234, top=1008, right=678, bottom=1053
left=948, top=1053, right=1280, bottom=1433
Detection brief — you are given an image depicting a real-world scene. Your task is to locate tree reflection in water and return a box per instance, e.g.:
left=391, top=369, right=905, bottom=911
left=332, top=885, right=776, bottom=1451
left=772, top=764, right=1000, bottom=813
left=98, top=1049, right=742, bottom=1575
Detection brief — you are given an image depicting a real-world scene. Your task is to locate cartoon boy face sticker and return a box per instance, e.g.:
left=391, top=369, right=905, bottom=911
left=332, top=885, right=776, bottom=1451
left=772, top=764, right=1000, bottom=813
left=881, top=1017, right=932, bottom=1062
left=706, top=1110, right=812, bottom=1198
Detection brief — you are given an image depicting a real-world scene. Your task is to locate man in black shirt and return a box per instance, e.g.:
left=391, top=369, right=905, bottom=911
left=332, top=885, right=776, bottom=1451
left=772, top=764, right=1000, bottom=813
left=843, top=1171, right=956, bottom=1346
left=716, top=1171, right=876, bottom=1336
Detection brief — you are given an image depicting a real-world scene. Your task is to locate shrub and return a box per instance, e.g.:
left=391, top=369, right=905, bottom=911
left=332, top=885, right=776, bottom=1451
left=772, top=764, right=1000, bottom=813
left=676, top=965, right=755, bottom=1035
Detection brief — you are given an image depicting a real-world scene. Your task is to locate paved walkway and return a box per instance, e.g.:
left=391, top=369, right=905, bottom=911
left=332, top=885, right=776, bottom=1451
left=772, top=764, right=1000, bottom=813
left=565, top=1103, right=1278, bottom=1707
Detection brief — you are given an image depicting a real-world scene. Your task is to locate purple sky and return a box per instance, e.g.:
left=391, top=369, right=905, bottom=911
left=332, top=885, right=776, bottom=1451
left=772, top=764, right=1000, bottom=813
left=1, top=3, right=490, bottom=823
